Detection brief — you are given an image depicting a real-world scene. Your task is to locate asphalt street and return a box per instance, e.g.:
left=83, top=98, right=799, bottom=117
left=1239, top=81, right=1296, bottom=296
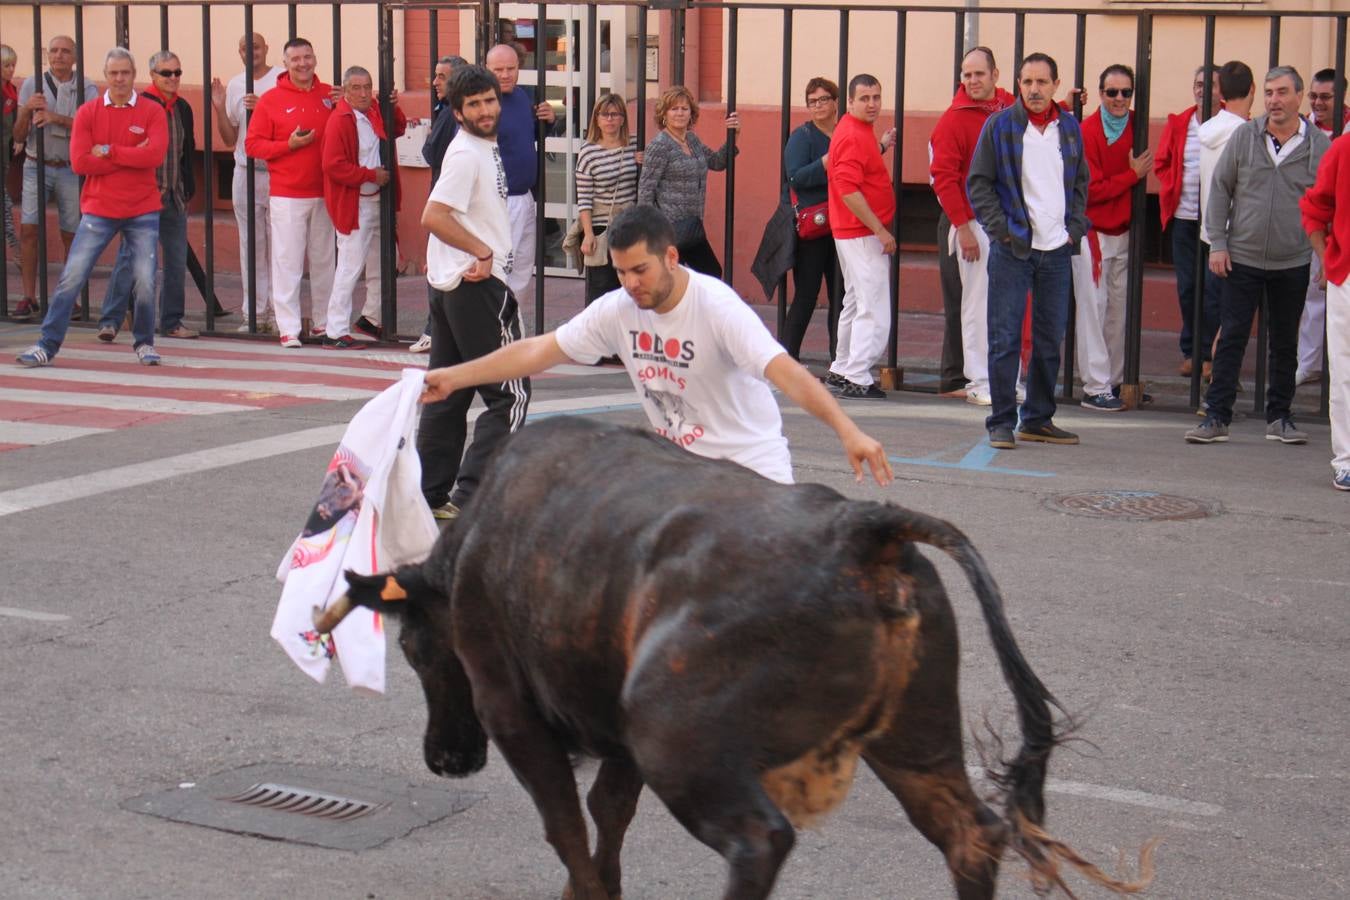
left=1, top=321, right=1347, bottom=899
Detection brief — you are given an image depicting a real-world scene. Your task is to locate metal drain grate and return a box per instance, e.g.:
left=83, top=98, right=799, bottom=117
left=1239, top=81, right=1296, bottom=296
left=220, top=782, right=384, bottom=821
left=1043, top=490, right=1217, bottom=521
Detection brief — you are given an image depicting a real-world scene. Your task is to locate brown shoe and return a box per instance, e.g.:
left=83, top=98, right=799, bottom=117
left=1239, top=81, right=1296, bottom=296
left=1179, top=357, right=1193, bottom=377
left=97, top=325, right=117, bottom=342
left=163, top=325, right=199, bottom=339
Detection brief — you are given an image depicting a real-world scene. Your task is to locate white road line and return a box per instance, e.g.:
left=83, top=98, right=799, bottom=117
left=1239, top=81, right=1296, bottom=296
left=4, top=366, right=378, bottom=401
left=56, top=348, right=406, bottom=381
left=1, top=388, right=258, bottom=415
left=0, top=421, right=109, bottom=445
left=0, top=606, right=72, bottom=622
left=966, top=766, right=1222, bottom=816
left=0, top=392, right=640, bottom=517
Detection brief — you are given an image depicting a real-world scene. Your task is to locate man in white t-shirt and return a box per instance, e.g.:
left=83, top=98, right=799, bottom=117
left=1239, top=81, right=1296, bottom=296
left=420, top=203, right=894, bottom=486
left=210, top=32, right=283, bottom=329
left=418, top=65, right=532, bottom=521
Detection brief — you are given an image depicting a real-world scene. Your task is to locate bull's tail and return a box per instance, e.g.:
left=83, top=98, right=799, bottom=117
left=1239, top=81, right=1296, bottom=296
left=852, top=503, right=1156, bottom=896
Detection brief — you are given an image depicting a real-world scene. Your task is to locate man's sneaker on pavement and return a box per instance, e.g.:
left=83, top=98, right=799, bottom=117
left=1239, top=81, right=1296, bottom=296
left=11, top=297, right=37, bottom=321
left=1295, top=368, right=1318, bottom=385
left=836, top=380, right=887, bottom=401
left=279, top=335, right=302, bottom=349
left=965, top=388, right=992, bottom=406
left=1265, top=418, right=1307, bottom=444
left=988, top=426, right=1016, bottom=449
left=1017, top=422, right=1079, bottom=444
left=134, top=343, right=161, bottom=366
left=1185, top=416, right=1229, bottom=443
left=1334, top=468, right=1350, bottom=491
left=97, top=325, right=117, bottom=342
left=431, top=501, right=461, bottom=521
left=162, top=325, right=198, bottom=339
left=323, top=334, right=367, bottom=350
left=1081, top=392, right=1123, bottom=412
left=15, top=345, right=51, bottom=368
left=409, top=333, right=432, bottom=353
left=309, top=327, right=326, bottom=339
left=353, top=316, right=383, bottom=340
left=820, top=371, right=848, bottom=390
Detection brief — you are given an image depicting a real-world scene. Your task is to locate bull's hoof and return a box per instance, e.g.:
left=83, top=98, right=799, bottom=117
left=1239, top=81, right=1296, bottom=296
left=560, top=880, right=616, bottom=900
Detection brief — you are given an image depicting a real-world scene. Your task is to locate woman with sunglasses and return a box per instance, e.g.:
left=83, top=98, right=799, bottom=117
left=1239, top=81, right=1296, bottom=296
left=780, top=77, right=842, bottom=361
left=575, top=93, right=639, bottom=302
left=637, top=85, right=739, bottom=278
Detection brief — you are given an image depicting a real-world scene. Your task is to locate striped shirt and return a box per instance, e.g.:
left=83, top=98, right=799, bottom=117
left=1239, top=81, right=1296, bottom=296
left=637, top=129, right=735, bottom=222
left=575, top=138, right=638, bottom=225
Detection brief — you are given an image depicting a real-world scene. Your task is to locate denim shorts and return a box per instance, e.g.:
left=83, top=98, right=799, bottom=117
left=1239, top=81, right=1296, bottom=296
left=21, top=159, right=82, bottom=232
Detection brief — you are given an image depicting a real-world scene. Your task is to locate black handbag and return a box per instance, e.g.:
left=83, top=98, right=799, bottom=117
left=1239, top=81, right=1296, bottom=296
left=671, top=216, right=707, bottom=251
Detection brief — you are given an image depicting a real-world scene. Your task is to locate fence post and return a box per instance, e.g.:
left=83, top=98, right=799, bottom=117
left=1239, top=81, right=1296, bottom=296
left=1061, top=12, right=1086, bottom=400
left=203, top=3, right=216, bottom=334
left=1189, top=19, right=1217, bottom=409
left=32, top=4, right=48, bottom=313
left=881, top=9, right=906, bottom=387
left=76, top=3, right=91, bottom=320
left=776, top=8, right=792, bottom=338
left=379, top=2, right=398, bottom=337
left=722, top=8, right=737, bottom=284
left=534, top=1, right=547, bottom=336
left=1121, top=12, right=1152, bottom=409
left=244, top=3, right=259, bottom=333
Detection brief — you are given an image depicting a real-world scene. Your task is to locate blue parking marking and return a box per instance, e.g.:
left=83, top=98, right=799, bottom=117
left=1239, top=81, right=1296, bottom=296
left=889, top=441, right=1055, bottom=478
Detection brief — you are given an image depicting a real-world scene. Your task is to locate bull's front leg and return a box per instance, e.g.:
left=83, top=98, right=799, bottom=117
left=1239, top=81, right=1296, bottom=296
left=474, top=691, right=608, bottom=900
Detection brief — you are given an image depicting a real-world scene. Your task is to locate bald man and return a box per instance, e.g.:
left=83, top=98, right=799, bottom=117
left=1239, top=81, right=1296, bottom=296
left=484, top=43, right=560, bottom=297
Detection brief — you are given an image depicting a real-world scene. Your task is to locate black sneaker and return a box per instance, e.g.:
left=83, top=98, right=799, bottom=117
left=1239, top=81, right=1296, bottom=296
left=821, top=372, right=848, bottom=390
left=1016, top=422, right=1079, bottom=444
left=323, top=334, right=368, bottom=350
left=837, top=380, right=887, bottom=401
left=988, top=426, right=1016, bottom=449
left=353, top=316, right=384, bottom=340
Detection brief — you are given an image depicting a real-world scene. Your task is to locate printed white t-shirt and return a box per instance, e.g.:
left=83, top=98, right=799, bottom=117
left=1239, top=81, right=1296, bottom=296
left=555, top=269, right=793, bottom=483
left=226, top=65, right=283, bottom=166
left=425, top=130, right=513, bottom=292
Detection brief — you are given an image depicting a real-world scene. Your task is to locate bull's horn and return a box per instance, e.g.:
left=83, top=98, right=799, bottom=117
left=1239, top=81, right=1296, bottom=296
left=312, top=594, right=355, bottom=634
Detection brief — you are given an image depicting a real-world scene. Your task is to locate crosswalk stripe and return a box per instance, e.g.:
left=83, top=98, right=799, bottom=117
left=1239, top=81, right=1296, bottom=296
left=4, top=365, right=379, bottom=401
left=59, top=348, right=408, bottom=381
left=0, top=388, right=258, bottom=415
left=0, top=421, right=109, bottom=445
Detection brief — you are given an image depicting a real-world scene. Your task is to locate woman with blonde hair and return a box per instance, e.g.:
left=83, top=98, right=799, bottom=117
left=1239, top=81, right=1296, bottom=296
left=637, top=85, right=739, bottom=278
left=575, top=93, right=639, bottom=302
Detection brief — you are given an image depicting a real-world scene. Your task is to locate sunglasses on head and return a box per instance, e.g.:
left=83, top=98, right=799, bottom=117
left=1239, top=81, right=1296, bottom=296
left=1103, top=87, right=1133, bottom=99
left=155, top=68, right=183, bottom=78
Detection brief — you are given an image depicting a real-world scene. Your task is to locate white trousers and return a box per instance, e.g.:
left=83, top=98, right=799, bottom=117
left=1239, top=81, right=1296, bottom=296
left=269, top=196, right=335, bottom=338
left=950, top=220, right=991, bottom=394
left=328, top=196, right=384, bottom=337
left=505, top=193, right=537, bottom=297
left=1327, top=279, right=1350, bottom=471
left=829, top=234, right=892, bottom=386
left=1298, top=253, right=1326, bottom=376
left=1071, top=232, right=1129, bottom=397
left=232, top=165, right=273, bottom=316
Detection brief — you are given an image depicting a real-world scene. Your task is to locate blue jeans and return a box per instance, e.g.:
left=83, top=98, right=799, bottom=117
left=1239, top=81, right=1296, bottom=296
left=103, top=195, right=188, bottom=333
left=38, top=212, right=159, bottom=356
left=1170, top=218, right=1222, bottom=360
left=985, top=240, right=1073, bottom=431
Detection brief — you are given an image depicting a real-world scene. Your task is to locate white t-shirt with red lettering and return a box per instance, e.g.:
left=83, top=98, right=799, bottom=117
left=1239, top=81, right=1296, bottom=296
left=555, top=269, right=793, bottom=483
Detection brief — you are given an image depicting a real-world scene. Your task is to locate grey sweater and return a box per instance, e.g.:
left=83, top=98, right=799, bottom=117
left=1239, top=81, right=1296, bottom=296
left=1206, top=115, right=1329, bottom=269
left=637, top=129, right=735, bottom=222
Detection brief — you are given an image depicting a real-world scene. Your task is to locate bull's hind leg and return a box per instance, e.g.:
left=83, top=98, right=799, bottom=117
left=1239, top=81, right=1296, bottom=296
left=586, top=757, right=644, bottom=898
left=863, top=546, right=1008, bottom=899
left=636, top=757, right=795, bottom=900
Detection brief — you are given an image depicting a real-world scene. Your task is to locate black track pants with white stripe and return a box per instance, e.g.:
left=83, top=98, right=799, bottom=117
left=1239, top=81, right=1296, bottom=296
left=418, top=275, right=532, bottom=509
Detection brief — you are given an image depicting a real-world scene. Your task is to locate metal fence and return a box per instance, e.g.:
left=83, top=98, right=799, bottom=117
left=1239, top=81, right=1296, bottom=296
left=1, top=1, right=1342, bottom=419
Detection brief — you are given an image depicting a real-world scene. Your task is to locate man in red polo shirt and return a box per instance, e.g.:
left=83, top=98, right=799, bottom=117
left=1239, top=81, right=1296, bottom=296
left=16, top=48, right=167, bottom=368
left=1070, top=63, right=1153, bottom=412
left=825, top=73, right=896, bottom=402
left=246, top=37, right=336, bottom=348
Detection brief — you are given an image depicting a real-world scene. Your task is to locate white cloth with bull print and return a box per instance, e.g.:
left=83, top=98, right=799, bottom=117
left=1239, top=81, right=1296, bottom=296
left=555, top=268, right=793, bottom=483
left=271, top=368, right=439, bottom=694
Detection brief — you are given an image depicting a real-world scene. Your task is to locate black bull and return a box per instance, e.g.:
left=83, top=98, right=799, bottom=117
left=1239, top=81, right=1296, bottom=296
left=320, top=417, right=1152, bottom=899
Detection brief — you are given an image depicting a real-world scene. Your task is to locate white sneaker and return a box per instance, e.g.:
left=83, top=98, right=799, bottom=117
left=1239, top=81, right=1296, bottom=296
left=409, top=333, right=432, bottom=353
left=1295, top=369, right=1319, bottom=385
left=965, top=388, right=992, bottom=406
left=279, top=335, right=302, bottom=349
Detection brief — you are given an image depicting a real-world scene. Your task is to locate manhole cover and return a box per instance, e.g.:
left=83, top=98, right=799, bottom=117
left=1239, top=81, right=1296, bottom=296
left=122, top=763, right=482, bottom=851
left=1043, top=490, right=1217, bottom=521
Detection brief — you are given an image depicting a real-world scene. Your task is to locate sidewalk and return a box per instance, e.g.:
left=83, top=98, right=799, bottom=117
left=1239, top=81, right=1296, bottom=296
left=4, top=263, right=1332, bottom=419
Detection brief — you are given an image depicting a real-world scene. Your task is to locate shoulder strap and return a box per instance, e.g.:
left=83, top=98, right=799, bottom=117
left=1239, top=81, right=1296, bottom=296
left=43, top=72, right=59, bottom=99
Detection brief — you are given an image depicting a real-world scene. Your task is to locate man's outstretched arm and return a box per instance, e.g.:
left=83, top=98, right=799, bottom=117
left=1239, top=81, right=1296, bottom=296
left=763, top=354, right=894, bottom=486
left=421, top=333, right=571, bottom=403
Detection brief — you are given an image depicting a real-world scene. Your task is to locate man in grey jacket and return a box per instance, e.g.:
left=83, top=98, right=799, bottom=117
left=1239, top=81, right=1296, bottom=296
left=1187, top=66, right=1330, bottom=444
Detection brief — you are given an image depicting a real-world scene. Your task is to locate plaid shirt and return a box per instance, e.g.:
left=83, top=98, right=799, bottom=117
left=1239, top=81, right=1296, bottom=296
left=145, top=85, right=187, bottom=210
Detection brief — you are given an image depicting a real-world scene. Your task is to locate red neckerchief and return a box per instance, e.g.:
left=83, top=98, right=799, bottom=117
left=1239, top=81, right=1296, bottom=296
left=144, top=83, right=177, bottom=118
left=1024, top=98, right=1059, bottom=129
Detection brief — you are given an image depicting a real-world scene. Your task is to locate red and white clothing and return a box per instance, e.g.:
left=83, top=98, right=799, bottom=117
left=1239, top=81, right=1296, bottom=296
left=555, top=269, right=792, bottom=483
left=1299, top=133, right=1350, bottom=474
left=1299, top=114, right=1348, bottom=379
left=929, top=85, right=1015, bottom=400
left=245, top=73, right=337, bottom=339
left=70, top=89, right=169, bottom=218
left=1072, top=109, right=1140, bottom=397
left=827, top=112, right=894, bottom=387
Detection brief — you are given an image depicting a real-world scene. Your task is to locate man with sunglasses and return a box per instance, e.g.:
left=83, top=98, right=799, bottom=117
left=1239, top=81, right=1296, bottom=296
left=100, top=50, right=198, bottom=342
left=1070, top=64, right=1152, bottom=413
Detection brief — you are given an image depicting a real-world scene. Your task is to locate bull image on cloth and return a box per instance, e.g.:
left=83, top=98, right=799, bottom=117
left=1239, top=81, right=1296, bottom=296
left=315, top=417, right=1156, bottom=898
